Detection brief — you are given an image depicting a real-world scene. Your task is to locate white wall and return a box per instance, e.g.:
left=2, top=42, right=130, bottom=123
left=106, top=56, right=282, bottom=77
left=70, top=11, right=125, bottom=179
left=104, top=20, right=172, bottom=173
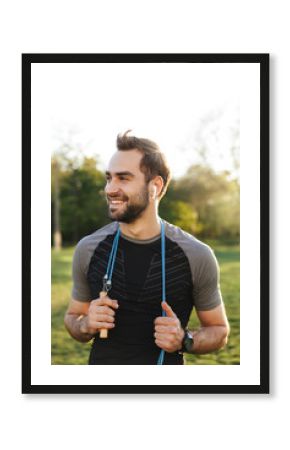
left=0, top=1, right=285, bottom=450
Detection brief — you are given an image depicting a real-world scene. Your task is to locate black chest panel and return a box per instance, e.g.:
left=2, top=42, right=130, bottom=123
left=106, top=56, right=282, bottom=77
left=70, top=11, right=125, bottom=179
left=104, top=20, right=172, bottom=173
left=86, top=233, right=193, bottom=364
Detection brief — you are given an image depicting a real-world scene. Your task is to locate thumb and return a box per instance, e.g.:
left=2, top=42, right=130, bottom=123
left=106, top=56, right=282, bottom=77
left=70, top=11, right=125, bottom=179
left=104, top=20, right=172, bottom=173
left=161, top=301, right=176, bottom=318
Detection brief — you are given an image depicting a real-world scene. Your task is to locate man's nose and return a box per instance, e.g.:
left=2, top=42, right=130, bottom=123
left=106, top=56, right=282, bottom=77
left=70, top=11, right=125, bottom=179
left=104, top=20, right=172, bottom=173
left=105, top=179, right=120, bottom=195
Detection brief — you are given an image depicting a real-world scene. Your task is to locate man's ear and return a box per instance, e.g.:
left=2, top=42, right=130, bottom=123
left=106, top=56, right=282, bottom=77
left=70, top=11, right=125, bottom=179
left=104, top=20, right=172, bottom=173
left=150, top=185, right=157, bottom=197
left=150, top=176, right=163, bottom=198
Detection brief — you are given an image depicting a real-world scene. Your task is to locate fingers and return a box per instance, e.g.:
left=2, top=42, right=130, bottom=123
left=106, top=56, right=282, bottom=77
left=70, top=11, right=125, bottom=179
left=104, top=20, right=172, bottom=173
left=92, top=321, right=115, bottom=330
left=94, top=306, right=116, bottom=316
left=155, top=302, right=177, bottom=325
left=154, top=336, right=177, bottom=352
left=154, top=326, right=181, bottom=345
left=92, top=296, right=119, bottom=309
left=89, top=304, right=116, bottom=319
left=154, top=306, right=183, bottom=352
left=86, top=311, right=115, bottom=332
left=161, top=301, right=176, bottom=318
left=86, top=296, right=119, bottom=333
left=154, top=316, right=177, bottom=326
left=94, top=313, right=115, bottom=323
left=155, top=325, right=178, bottom=334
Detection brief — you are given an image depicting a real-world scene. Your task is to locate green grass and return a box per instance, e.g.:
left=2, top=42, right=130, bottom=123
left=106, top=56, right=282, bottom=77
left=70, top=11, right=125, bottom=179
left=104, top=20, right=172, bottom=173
left=51, top=243, right=240, bottom=365
left=51, top=247, right=92, bottom=364
left=184, top=241, right=240, bottom=365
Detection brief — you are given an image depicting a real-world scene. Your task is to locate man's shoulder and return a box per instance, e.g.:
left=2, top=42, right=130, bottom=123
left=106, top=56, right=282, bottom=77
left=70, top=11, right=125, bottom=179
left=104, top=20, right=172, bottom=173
left=164, top=221, right=220, bottom=287
left=164, top=220, right=212, bottom=257
left=76, top=222, right=118, bottom=253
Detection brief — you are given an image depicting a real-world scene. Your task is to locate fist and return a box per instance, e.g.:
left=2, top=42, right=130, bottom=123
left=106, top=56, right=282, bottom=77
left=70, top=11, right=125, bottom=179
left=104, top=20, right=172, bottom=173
left=154, top=302, right=184, bottom=353
left=81, top=295, right=119, bottom=335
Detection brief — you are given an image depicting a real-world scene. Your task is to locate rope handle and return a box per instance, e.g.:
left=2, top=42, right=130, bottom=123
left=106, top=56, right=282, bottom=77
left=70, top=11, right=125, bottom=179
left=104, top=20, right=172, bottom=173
left=99, top=291, right=109, bottom=338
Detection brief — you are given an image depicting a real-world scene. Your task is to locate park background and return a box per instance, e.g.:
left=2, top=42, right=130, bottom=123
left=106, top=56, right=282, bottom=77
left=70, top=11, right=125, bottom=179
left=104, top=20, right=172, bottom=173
left=49, top=63, right=240, bottom=365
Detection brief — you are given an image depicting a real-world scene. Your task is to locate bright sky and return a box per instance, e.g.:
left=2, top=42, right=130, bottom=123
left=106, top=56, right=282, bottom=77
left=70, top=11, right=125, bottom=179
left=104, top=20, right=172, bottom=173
left=32, top=62, right=241, bottom=178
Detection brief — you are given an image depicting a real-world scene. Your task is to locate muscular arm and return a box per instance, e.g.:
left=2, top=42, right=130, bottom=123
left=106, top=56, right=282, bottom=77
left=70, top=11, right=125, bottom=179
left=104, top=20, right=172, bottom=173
left=189, top=303, right=230, bottom=354
left=64, top=299, right=95, bottom=343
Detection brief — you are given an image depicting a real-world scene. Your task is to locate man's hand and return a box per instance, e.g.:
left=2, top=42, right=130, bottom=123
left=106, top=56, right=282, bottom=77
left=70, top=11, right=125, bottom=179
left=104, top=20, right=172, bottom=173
left=80, top=296, right=119, bottom=335
left=154, top=301, right=184, bottom=353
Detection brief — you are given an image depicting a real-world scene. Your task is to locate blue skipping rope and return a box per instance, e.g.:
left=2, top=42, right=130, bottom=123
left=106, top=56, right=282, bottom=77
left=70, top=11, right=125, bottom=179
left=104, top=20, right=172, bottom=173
left=104, top=220, right=166, bottom=365
left=157, top=220, right=166, bottom=365
left=103, top=227, right=120, bottom=292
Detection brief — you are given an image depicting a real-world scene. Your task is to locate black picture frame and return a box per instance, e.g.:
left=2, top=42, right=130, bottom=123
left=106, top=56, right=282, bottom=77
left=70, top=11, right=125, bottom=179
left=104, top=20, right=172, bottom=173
left=22, top=53, right=269, bottom=394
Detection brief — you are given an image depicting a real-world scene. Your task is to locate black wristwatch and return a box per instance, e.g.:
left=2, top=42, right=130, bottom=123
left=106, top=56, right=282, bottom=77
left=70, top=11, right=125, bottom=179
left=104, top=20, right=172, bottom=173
left=180, top=329, right=194, bottom=353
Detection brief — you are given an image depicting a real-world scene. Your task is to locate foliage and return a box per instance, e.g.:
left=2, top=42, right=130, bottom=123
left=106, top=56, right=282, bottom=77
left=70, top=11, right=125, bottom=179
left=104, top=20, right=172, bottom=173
left=159, top=198, right=203, bottom=235
left=52, top=156, right=109, bottom=244
left=171, top=165, right=240, bottom=239
left=51, top=243, right=240, bottom=365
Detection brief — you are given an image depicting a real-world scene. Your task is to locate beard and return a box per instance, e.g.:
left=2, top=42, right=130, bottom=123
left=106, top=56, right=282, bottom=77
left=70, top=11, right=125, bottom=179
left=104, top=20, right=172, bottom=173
left=107, top=184, right=150, bottom=224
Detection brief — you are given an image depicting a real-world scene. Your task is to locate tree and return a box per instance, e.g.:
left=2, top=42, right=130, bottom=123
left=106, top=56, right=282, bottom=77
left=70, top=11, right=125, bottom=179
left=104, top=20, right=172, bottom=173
left=161, top=165, right=240, bottom=240
left=51, top=155, right=62, bottom=250
left=159, top=183, right=203, bottom=235
left=52, top=156, right=107, bottom=245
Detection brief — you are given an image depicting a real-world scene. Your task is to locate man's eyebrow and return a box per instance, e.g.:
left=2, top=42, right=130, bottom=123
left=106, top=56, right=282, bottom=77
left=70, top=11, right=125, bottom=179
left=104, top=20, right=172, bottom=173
left=105, top=171, right=135, bottom=177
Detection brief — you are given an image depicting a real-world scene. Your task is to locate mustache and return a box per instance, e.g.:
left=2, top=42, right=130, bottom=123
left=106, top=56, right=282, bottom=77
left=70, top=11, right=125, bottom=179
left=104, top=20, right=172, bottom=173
left=107, top=194, right=128, bottom=201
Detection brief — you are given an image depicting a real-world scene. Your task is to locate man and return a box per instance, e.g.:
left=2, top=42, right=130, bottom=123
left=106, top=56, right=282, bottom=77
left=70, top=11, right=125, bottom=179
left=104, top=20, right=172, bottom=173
left=64, top=131, right=230, bottom=364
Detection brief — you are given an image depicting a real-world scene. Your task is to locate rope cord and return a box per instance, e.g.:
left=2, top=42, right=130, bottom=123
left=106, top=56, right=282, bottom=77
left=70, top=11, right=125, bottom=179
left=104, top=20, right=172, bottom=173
left=103, top=228, right=120, bottom=293
left=107, top=228, right=120, bottom=282
left=157, top=220, right=166, bottom=365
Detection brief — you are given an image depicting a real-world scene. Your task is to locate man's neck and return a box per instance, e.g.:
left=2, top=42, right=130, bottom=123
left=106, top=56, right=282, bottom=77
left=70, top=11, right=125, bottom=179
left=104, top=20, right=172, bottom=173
left=119, top=213, right=161, bottom=240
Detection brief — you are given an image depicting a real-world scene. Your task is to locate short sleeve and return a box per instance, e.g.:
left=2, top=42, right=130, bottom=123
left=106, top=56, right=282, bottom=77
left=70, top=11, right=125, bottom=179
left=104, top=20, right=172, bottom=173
left=193, top=246, right=222, bottom=311
left=71, top=240, right=93, bottom=301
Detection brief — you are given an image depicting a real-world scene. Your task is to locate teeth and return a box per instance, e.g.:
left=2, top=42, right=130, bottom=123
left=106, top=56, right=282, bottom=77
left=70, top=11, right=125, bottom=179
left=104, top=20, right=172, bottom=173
left=110, top=200, right=124, bottom=204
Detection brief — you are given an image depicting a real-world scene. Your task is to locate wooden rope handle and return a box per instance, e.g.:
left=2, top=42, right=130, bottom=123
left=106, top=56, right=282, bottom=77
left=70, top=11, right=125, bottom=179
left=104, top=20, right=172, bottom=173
left=99, top=291, right=108, bottom=339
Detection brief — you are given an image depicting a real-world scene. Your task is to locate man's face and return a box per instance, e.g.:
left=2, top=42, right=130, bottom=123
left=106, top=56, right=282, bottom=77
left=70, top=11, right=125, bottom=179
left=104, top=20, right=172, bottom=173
left=105, top=150, right=150, bottom=223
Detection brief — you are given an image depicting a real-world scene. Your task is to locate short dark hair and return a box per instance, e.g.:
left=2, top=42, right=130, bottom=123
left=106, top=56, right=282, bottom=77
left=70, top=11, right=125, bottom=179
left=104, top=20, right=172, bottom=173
left=116, top=130, right=171, bottom=198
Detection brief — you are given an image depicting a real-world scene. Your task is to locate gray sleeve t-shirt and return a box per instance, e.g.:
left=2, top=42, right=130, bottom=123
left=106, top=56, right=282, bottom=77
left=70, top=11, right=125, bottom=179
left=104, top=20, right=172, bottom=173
left=71, top=220, right=222, bottom=313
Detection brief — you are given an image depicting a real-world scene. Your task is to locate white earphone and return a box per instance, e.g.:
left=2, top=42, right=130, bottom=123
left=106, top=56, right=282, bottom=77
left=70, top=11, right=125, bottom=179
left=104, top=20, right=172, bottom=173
left=151, top=185, right=157, bottom=197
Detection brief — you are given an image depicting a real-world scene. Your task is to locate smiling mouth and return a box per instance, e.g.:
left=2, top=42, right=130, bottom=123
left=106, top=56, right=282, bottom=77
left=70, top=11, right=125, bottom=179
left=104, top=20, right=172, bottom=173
left=108, top=199, right=127, bottom=207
